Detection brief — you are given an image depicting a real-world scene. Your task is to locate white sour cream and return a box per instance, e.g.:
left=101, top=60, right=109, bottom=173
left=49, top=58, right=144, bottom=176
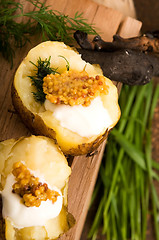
left=1, top=174, right=62, bottom=228
left=44, top=96, right=113, bottom=137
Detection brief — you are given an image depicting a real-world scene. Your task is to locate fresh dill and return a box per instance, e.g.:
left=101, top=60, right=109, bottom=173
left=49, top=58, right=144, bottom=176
left=29, top=56, right=58, bottom=103
left=0, top=0, right=98, bottom=66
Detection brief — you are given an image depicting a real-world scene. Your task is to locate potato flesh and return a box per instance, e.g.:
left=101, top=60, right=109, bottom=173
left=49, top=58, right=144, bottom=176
left=14, top=41, right=97, bottom=114
left=0, top=139, right=17, bottom=186
left=38, top=78, right=120, bottom=153
left=2, top=136, right=71, bottom=190
left=0, top=136, right=72, bottom=240
left=12, top=206, right=69, bottom=240
left=14, top=41, right=121, bottom=154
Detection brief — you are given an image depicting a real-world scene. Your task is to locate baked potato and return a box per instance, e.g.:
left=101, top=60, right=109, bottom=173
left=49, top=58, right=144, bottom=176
left=12, top=41, right=121, bottom=155
left=0, top=135, right=74, bottom=240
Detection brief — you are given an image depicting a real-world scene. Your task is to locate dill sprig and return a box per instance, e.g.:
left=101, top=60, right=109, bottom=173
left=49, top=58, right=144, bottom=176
left=0, top=0, right=34, bottom=66
left=29, top=56, right=58, bottom=103
left=0, top=0, right=98, bottom=66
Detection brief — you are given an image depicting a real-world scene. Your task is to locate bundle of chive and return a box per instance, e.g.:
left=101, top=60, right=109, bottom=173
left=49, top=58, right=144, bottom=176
left=89, top=81, right=159, bottom=240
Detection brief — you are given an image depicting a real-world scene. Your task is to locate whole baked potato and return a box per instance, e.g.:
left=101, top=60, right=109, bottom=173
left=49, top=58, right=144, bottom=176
left=12, top=41, right=121, bottom=155
left=0, top=135, right=74, bottom=240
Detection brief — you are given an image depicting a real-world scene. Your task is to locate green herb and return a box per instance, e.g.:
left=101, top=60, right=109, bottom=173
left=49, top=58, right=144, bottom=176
left=58, top=55, right=70, bottom=71
left=29, top=55, right=71, bottom=103
left=0, top=0, right=97, bottom=66
left=0, top=0, right=33, bottom=66
left=29, top=56, right=58, bottom=103
left=89, top=82, right=159, bottom=240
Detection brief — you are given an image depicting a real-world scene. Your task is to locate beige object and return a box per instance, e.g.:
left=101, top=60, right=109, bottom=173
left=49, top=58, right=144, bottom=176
left=0, top=136, right=74, bottom=240
left=93, top=0, right=136, bottom=18
left=12, top=41, right=121, bottom=156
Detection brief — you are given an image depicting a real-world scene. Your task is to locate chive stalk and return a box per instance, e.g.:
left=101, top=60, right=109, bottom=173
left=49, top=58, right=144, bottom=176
left=88, top=82, right=159, bottom=240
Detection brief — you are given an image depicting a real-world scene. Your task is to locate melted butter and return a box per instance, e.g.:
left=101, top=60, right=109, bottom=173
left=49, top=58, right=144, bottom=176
left=44, top=96, right=113, bottom=137
left=2, top=174, right=62, bottom=228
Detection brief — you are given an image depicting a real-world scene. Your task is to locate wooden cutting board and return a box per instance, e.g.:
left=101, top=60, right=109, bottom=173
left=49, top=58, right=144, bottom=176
left=0, top=0, right=142, bottom=239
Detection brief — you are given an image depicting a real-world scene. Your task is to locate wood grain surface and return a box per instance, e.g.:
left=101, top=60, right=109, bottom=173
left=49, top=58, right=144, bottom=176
left=0, top=1, right=142, bottom=239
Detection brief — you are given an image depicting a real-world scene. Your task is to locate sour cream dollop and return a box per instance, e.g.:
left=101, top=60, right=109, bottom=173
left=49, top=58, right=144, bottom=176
left=44, top=96, right=113, bottom=137
left=1, top=174, right=62, bottom=228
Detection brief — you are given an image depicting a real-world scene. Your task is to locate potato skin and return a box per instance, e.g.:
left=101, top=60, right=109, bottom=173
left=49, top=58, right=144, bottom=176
left=12, top=41, right=120, bottom=156
left=67, top=129, right=108, bottom=156
left=12, top=84, right=56, bottom=141
left=0, top=135, right=74, bottom=240
left=12, top=84, right=109, bottom=156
